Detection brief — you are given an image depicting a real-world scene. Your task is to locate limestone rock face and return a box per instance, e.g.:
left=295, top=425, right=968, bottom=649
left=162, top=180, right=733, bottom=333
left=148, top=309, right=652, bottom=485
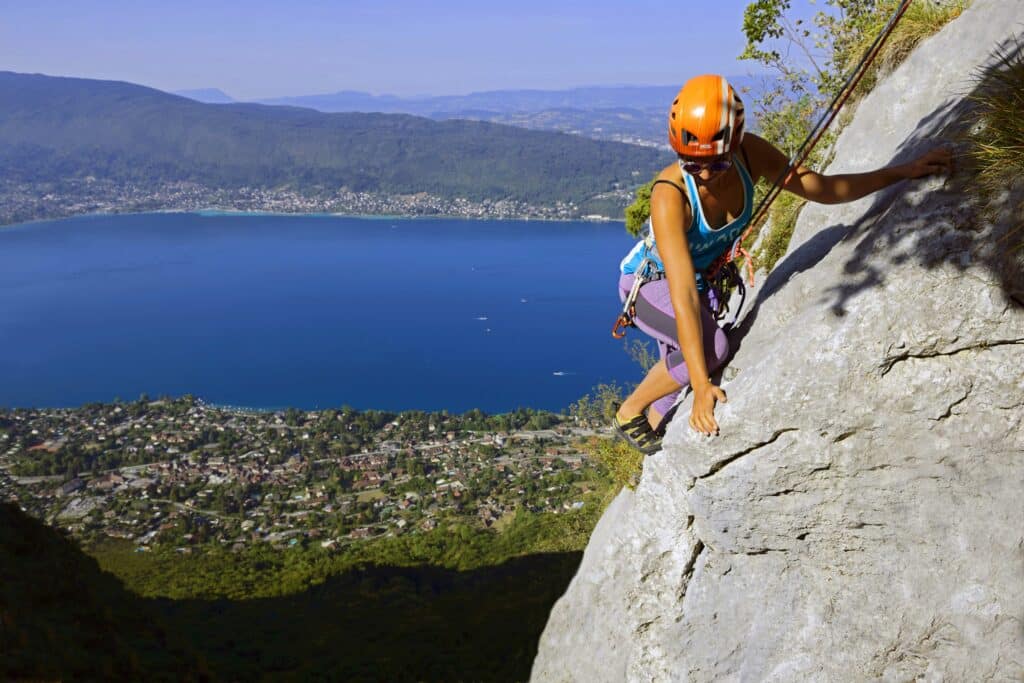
left=532, top=2, right=1024, bottom=680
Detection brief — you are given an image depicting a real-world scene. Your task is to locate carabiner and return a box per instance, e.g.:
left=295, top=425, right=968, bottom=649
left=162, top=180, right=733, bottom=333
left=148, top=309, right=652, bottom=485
left=612, top=314, right=631, bottom=339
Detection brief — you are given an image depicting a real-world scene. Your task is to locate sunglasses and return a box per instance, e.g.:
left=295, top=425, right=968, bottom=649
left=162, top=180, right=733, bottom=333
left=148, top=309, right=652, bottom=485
left=679, top=156, right=732, bottom=175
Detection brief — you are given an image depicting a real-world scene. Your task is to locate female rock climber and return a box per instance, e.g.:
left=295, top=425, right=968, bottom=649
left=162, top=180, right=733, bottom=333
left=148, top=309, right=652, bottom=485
left=614, top=74, right=953, bottom=453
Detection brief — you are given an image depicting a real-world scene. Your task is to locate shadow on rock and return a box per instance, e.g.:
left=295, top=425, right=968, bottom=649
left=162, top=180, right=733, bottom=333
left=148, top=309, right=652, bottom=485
left=824, top=36, right=1024, bottom=316
left=728, top=36, right=1024, bottom=359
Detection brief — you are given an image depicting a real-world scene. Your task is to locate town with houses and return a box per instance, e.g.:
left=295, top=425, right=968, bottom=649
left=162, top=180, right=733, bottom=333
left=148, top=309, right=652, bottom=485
left=0, top=397, right=610, bottom=555
left=0, top=178, right=626, bottom=227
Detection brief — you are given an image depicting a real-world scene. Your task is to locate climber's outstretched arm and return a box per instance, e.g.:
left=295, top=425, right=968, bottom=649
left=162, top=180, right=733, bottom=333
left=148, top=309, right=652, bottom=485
left=742, top=133, right=953, bottom=205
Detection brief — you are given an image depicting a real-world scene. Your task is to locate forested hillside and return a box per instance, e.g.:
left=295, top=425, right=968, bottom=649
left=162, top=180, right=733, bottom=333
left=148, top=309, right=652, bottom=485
left=0, top=72, right=670, bottom=208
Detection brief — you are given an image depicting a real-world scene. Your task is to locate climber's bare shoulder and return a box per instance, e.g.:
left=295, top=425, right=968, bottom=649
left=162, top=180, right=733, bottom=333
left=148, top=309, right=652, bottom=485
left=650, top=166, right=692, bottom=232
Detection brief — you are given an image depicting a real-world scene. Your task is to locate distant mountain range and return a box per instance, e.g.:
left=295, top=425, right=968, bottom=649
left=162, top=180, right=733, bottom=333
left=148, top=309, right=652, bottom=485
left=173, top=83, right=728, bottom=111
left=172, top=77, right=771, bottom=148
left=0, top=71, right=674, bottom=223
left=173, top=87, right=235, bottom=104
left=257, top=85, right=686, bottom=114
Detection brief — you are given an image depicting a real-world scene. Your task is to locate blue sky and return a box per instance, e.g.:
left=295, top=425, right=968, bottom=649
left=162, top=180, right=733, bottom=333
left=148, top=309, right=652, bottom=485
left=0, top=1, right=789, bottom=99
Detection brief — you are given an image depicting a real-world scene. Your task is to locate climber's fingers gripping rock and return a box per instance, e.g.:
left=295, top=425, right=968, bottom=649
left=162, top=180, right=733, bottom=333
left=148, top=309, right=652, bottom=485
left=902, top=146, right=955, bottom=179
left=690, top=383, right=727, bottom=437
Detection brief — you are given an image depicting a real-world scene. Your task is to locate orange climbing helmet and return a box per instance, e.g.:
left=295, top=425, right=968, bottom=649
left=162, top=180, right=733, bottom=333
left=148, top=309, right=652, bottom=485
left=668, top=74, right=745, bottom=158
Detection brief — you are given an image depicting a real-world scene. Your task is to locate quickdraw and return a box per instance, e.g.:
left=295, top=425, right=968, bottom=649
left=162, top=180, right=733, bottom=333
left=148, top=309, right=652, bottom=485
left=612, top=257, right=658, bottom=339
left=705, top=261, right=746, bottom=332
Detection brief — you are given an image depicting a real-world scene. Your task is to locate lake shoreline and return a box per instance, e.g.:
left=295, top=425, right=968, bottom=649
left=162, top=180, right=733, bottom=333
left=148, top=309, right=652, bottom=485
left=0, top=392, right=581, bottom=418
left=1, top=207, right=624, bottom=231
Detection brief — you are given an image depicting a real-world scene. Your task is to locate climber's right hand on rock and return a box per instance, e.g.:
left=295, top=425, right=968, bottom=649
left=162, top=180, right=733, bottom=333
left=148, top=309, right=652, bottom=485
left=690, top=383, right=727, bottom=436
left=901, top=146, right=955, bottom=179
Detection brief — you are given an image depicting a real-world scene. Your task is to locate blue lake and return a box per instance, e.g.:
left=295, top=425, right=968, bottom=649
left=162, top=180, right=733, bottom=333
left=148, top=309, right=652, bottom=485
left=0, top=213, right=646, bottom=413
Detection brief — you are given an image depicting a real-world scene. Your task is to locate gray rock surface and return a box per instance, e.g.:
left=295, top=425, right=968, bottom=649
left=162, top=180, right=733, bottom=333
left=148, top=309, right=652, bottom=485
left=532, top=2, right=1024, bottom=680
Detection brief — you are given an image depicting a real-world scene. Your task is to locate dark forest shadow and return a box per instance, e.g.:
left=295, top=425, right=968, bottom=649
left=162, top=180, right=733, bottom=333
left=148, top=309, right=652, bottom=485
left=160, top=553, right=581, bottom=683
left=1, top=503, right=580, bottom=683
left=0, top=502, right=210, bottom=681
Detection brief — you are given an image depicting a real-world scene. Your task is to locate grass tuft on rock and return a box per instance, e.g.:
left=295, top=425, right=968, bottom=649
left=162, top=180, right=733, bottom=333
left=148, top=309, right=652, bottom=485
left=967, top=40, right=1024, bottom=248
left=838, top=0, right=969, bottom=102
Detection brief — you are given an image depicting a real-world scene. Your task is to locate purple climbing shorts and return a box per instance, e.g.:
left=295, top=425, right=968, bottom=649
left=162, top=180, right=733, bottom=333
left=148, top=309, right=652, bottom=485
left=618, top=273, right=730, bottom=418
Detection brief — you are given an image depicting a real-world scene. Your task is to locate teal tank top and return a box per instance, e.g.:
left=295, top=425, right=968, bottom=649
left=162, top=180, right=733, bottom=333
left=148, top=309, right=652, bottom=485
left=620, top=155, right=755, bottom=287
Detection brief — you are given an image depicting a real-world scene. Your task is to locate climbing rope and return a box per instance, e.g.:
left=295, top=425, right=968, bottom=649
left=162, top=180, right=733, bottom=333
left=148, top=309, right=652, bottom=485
left=705, top=0, right=915, bottom=286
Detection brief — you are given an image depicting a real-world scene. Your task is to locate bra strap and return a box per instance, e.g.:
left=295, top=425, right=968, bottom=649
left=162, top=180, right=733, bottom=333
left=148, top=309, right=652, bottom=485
left=650, top=179, right=687, bottom=197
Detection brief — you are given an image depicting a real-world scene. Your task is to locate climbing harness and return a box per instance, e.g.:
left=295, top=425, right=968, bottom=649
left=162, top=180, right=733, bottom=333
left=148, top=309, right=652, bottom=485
left=613, top=257, right=745, bottom=339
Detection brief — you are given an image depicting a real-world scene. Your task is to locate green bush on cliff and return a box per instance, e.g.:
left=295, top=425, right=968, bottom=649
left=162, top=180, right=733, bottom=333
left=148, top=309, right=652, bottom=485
left=625, top=177, right=655, bottom=237
left=581, top=437, right=645, bottom=492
